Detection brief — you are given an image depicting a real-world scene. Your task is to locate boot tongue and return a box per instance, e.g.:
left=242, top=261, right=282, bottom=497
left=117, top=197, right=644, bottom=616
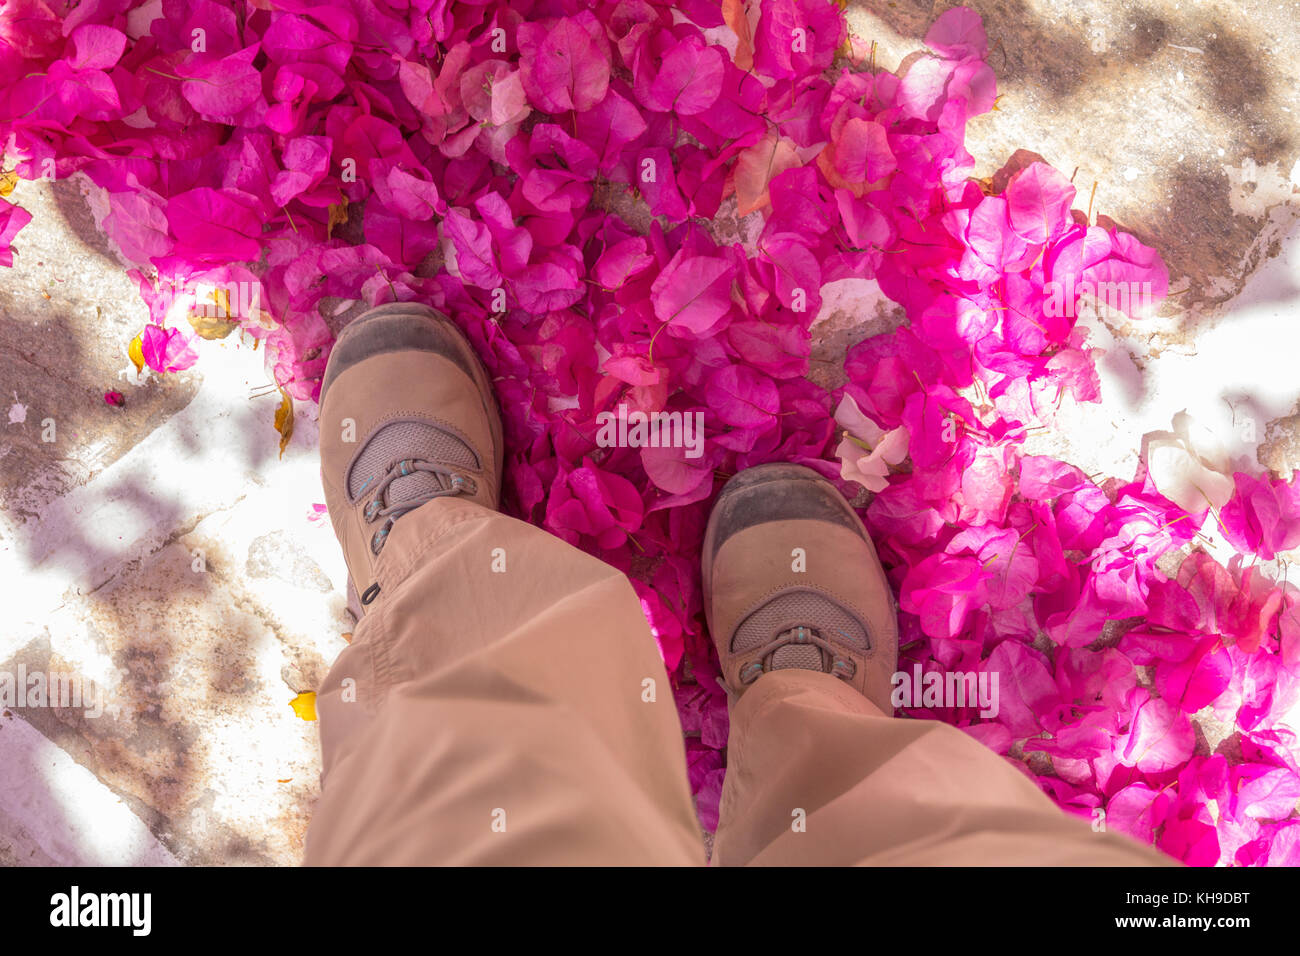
left=768, top=627, right=825, bottom=672
left=387, top=470, right=446, bottom=505
left=731, top=593, right=869, bottom=675
left=348, top=421, right=477, bottom=505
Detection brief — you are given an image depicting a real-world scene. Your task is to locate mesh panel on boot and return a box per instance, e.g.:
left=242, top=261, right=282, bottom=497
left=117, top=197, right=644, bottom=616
left=731, top=591, right=868, bottom=673
left=769, top=643, right=824, bottom=670
left=347, top=421, right=477, bottom=503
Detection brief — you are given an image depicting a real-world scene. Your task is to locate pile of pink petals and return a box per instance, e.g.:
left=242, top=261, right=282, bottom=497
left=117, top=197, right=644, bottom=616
left=2, top=0, right=1298, bottom=862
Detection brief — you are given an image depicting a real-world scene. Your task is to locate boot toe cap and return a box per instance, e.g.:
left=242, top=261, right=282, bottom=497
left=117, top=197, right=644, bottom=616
left=707, top=463, right=867, bottom=563
left=321, top=304, right=478, bottom=402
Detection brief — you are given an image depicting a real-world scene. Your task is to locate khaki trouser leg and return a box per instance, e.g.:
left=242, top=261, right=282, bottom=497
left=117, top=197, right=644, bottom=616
left=712, top=670, right=1176, bottom=866
left=304, top=497, right=704, bottom=866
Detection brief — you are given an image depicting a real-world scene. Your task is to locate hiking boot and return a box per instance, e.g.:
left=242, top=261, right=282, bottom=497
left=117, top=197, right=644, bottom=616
left=319, top=303, right=502, bottom=618
left=702, top=463, right=898, bottom=711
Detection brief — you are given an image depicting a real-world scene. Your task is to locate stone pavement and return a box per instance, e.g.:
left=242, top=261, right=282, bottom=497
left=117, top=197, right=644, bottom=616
left=1, top=1, right=1298, bottom=864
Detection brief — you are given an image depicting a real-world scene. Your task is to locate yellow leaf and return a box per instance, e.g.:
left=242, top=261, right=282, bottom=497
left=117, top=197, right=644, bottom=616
left=327, top=195, right=349, bottom=239
left=274, top=387, right=294, bottom=459
left=0, top=169, right=17, bottom=197
left=187, top=312, right=239, bottom=340
left=128, top=332, right=145, bottom=373
left=185, top=287, right=240, bottom=339
left=289, top=691, right=317, bottom=721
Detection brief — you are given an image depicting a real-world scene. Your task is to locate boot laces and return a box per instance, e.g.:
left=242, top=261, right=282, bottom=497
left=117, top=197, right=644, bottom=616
left=736, top=625, right=858, bottom=685
left=361, top=458, right=477, bottom=554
